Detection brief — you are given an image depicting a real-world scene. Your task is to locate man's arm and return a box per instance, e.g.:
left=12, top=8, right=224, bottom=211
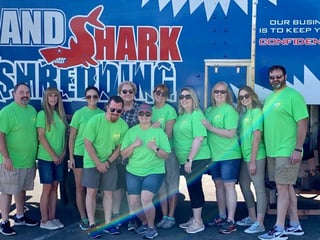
left=296, top=118, right=308, bottom=151
left=0, top=132, right=13, bottom=170
left=291, top=118, right=308, bottom=163
left=84, top=138, right=107, bottom=172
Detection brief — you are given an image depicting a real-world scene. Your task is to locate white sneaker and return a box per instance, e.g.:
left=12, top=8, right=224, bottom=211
left=40, top=220, right=59, bottom=230
left=236, top=217, right=255, bottom=226
left=185, top=221, right=205, bottom=234
left=52, top=219, right=64, bottom=229
left=244, top=221, right=265, bottom=234
left=258, top=226, right=288, bottom=240
left=179, top=218, right=194, bottom=229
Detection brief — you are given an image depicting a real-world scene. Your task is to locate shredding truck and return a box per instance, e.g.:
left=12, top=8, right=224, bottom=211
left=0, top=0, right=319, bottom=149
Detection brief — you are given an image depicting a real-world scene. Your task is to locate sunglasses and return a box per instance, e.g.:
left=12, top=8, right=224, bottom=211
left=109, top=108, right=122, bottom=113
left=86, top=95, right=98, bottom=100
left=138, top=111, right=151, bottom=117
left=238, top=94, right=250, bottom=101
left=213, top=90, right=227, bottom=94
left=179, top=94, right=192, bottom=100
left=121, top=89, right=134, bottom=95
left=155, top=90, right=167, bottom=97
left=269, top=75, right=283, bottom=80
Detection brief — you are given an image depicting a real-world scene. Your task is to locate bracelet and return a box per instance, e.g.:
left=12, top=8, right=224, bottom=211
left=155, top=147, right=160, bottom=153
left=294, top=148, right=302, bottom=152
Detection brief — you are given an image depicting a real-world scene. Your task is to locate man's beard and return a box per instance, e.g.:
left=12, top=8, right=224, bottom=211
left=20, top=97, right=30, bottom=105
left=271, top=81, right=284, bottom=90
left=109, top=114, right=119, bottom=122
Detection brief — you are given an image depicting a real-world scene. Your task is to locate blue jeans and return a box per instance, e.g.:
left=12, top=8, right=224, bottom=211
left=38, top=159, right=63, bottom=184
left=126, top=172, right=164, bottom=195
left=209, top=159, right=241, bottom=182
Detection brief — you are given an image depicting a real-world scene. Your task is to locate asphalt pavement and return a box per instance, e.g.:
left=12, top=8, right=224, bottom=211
left=2, top=173, right=320, bottom=240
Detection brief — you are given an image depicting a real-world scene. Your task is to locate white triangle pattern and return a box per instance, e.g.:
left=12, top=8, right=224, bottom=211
left=141, top=0, right=277, bottom=20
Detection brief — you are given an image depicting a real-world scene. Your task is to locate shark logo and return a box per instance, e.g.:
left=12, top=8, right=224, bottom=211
left=39, top=5, right=104, bottom=69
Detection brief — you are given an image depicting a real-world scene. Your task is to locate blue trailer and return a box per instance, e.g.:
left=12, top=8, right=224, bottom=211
left=0, top=0, right=319, bottom=146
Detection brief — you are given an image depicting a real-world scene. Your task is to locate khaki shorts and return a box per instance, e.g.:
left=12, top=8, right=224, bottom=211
left=158, top=152, right=180, bottom=195
left=0, top=164, right=36, bottom=195
left=267, top=157, right=300, bottom=184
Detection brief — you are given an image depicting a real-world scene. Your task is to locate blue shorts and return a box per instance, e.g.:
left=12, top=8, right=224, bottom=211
left=209, top=159, right=241, bottom=182
left=126, top=172, right=164, bottom=195
left=38, top=159, right=64, bottom=184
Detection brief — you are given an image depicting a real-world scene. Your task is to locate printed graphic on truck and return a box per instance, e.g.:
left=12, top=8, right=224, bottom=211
left=0, top=0, right=319, bottom=113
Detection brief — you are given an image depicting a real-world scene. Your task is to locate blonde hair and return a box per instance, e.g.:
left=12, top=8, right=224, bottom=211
left=178, top=87, right=200, bottom=115
left=42, top=87, right=67, bottom=131
left=211, top=81, right=234, bottom=107
left=118, top=81, right=137, bottom=94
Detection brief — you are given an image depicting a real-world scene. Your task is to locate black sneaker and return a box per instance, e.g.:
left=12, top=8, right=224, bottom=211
left=128, top=219, right=138, bottom=231
left=0, top=220, right=16, bottom=236
left=207, top=217, right=226, bottom=227
left=285, top=225, right=304, bottom=236
left=14, top=215, right=38, bottom=226
left=219, top=220, right=237, bottom=234
left=88, top=224, right=102, bottom=239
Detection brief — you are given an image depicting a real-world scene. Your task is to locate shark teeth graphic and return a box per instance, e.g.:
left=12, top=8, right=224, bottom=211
left=142, top=0, right=277, bottom=20
left=54, top=57, right=66, bottom=64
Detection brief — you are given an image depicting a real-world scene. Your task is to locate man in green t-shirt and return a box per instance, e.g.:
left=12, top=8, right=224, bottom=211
left=82, top=95, right=128, bottom=237
left=259, top=65, right=308, bottom=240
left=0, top=83, right=38, bottom=236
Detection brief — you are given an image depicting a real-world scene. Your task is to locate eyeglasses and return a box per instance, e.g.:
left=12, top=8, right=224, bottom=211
left=138, top=111, right=151, bottom=117
left=86, top=95, right=98, bottom=100
left=109, top=108, right=122, bottom=113
left=238, top=94, right=250, bottom=101
left=213, top=90, right=227, bottom=94
left=269, top=75, right=283, bottom=80
left=179, top=94, right=192, bottom=100
left=121, top=89, right=134, bottom=95
left=155, top=90, right=167, bottom=97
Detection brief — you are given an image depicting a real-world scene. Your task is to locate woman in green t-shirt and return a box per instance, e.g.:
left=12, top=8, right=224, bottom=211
left=68, top=86, right=103, bottom=230
left=202, top=82, right=241, bottom=234
left=236, top=85, right=266, bottom=234
left=173, top=87, right=211, bottom=234
left=37, top=87, right=67, bottom=230
left=121, top=103, right=171, bottom=239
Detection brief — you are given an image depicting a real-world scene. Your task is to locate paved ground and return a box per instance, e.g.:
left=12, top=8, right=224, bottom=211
left=2, top=173, right=320, bottom=240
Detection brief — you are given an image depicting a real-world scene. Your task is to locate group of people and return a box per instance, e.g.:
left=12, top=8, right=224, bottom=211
left=0, top=65, right=309, bottom=240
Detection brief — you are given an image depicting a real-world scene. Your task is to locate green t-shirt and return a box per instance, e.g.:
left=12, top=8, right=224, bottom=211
left=151, top=103, right=177, bottom=148
left=173, top=109, right=211, bottom=164
left=83, top=113, right=128, bottom=168
left=36, top=110, right=67, bottom=161
left=263, top=87, right=309, bottom=157
left=205, top=103, right=242, bottom=161
left=69, top=106, right=104, bottom=156
left=239, top=108, right=266, bottom=162
left=121, top=125, right=171, bottom=176
left=0, top=102, right=37, bottom=168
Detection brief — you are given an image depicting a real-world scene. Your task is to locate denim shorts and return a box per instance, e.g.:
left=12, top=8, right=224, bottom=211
left=126, top=171, right=164, bottom=195
left=209, top=159, right=241, bottom=182
left=38, top=159, right=64, bottom=184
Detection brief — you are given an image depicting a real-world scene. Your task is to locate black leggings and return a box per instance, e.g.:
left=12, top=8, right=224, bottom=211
left=181, top=159, right=211, bottom=209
